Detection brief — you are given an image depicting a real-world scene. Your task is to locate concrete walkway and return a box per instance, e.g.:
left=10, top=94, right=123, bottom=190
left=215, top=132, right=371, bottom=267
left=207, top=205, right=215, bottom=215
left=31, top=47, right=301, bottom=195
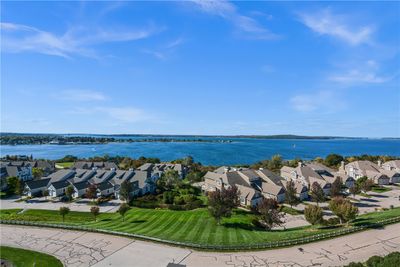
left=1, top=223, right=399, bottom=267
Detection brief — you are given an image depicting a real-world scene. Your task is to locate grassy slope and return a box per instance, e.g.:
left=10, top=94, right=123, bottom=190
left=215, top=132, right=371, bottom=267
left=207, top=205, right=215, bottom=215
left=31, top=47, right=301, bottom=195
left=1, top=207, right=399, bottom=246
left=55, top=162, right=73, bottom=168
left=0, top=246, right=63, bottom=267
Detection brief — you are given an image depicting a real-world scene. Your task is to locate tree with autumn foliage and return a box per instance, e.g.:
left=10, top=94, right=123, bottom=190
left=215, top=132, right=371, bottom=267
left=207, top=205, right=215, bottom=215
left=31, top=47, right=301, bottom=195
left=208, top=185, right=240, bottom=224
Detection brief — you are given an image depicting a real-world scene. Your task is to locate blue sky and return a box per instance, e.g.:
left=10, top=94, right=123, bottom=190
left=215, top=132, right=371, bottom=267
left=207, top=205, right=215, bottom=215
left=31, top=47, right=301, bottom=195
left=1, top=1, right=399, bottom=137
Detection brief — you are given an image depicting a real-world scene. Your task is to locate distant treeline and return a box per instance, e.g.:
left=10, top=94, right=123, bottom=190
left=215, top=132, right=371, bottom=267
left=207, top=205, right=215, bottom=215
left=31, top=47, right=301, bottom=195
left=0, top=135, right=230, bottom=145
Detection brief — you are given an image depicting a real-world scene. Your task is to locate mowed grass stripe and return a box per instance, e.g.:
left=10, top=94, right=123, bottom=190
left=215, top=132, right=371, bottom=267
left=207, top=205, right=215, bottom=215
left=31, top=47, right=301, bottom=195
left=120, top=211, right=161, bottom=233
left=167, top=212, right=196, bottom=240
left=191, top=212, right=210, bottom=243
left=178, top=211, right=205, bottom=242
left=206, top=219, right=218, bottom=244
left=147, top=212, right=182, bottom=237
left=134, top=211, right=171, bottom=235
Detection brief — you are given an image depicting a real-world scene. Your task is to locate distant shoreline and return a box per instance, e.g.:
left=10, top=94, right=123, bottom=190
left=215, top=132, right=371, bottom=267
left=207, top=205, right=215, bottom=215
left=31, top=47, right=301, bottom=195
left=1, top=132, right=398, bottom=140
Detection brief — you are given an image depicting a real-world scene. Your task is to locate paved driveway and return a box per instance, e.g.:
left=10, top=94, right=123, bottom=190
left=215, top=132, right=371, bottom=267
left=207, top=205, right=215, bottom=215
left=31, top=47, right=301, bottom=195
left=1, top=223, right=399, bottom=267
left=0, top=198, right=122, bottom=213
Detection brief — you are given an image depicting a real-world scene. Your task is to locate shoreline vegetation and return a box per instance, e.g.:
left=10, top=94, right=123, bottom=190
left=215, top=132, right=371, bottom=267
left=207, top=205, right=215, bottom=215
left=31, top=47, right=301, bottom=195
left=0, top=135, right=234, bottom=145
left=1, top=133, right=398, bottom=145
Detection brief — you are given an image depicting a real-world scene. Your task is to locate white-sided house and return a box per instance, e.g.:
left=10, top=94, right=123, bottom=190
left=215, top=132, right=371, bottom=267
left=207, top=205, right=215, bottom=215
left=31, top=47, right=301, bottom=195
left=261, top=183, right=286, bottom=203
left=281, top=162, right=331, bottom=196
left=236, top=184, right=263, bottom=207
left=309, top=162, right=355, bottom=188
left=71, top=181, right=90, bottom=198
left=24, top=178, right=51, bottom=197
left=380, top=160, right=400, bottom=184
left=344, top=160, right=390, bottom=185
left=96, top=182, right=114, bottom=197
left=48, top=180, right=70, bottom=197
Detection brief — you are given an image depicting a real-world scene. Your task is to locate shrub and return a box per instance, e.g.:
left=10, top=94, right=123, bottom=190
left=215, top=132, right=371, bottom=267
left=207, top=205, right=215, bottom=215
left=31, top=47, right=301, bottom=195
left=173, top=196, right=185, bottom=205
left=366, top=255, right=383, bottom=267
left=304, top=205, right=323, bottom=225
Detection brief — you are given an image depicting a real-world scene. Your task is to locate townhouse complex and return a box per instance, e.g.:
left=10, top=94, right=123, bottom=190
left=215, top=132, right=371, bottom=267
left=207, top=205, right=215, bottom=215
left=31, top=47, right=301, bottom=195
left=0, top=160, right=55, bottom=190
left=1, top=160, right=187, bottom=200
left=203, top=160, right=400, bottom=208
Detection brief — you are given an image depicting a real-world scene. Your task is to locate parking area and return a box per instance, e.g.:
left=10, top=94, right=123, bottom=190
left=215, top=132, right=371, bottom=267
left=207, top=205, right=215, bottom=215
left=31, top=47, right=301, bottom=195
left=0, top=197, right=122, bottom=213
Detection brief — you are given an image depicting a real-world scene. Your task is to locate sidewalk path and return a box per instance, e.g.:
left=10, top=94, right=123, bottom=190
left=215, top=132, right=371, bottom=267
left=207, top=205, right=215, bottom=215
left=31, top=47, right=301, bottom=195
left=1, top=223, right=399, bottom=267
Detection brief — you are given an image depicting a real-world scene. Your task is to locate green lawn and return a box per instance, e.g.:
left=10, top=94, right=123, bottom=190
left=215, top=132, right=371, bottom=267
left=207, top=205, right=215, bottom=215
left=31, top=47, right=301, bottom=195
left=0, top=246, right=63, bottom=267
left=55, top=162, right=73, bottom=168
left=371, top=186, right=392, bottom=193
left=1, top=207, right=399, bottom=247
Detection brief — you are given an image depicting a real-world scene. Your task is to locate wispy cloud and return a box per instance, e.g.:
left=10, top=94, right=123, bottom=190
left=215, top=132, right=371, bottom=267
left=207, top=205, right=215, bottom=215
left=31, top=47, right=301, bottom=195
left=1, top=22, right=161, bottom=58
left=57, top=90, right=107, bottom=101
left=190, top=0, right=279, bottom=40
left=290, top=91, right=345, bottom=112
left=70, top=106, right=150, bottom=123
left=143, top=37, right=185, bottom=60
left=298, top=8, right=374, bottom=46
left=329, top=60, right=397, bottom=84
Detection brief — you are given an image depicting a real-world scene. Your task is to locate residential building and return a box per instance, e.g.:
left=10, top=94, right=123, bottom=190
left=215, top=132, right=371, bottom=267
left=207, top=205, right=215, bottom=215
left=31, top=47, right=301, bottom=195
left=203, top=167, right=287, bottom=207
left=23, top=178, right=51, bottom=197
left=381, top=160, right=400, bottom=183
left=72, top=161, right=118, bottom=170
left=280, top=162, right=331, bottom=196
left=344, top=160, right=390, bottom=185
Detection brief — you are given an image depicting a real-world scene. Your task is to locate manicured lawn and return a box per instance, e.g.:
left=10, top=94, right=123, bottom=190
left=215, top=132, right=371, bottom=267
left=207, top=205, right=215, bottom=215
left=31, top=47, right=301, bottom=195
left=55, top=162, right=73, bottom=168
left=1, top=207, right=399, bottom=247
left=280, top=206, right=303, bottom=215
left=371, top=186, right=392, bottom=193
left=0, top=246, right=63, bottom=267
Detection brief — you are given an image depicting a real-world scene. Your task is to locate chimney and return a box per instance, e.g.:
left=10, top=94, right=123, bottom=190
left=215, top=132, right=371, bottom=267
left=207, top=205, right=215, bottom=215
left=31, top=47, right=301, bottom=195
left=377, top=160, right=382, bottom=167
left=259, top=167, right=264, bottom=170
left=298, top=161, right=303, bottom=168
left=340, top=161, right=345, bottom=172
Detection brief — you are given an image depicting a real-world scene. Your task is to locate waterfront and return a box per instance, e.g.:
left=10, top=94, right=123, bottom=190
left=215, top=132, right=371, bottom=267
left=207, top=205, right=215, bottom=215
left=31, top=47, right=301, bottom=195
left=1, top=137, right=399, bottom=165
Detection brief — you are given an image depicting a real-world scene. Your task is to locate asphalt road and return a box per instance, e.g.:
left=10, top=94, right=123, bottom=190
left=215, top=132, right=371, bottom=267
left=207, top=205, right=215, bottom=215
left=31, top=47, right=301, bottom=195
left=1, top=223, right=399, bottom=267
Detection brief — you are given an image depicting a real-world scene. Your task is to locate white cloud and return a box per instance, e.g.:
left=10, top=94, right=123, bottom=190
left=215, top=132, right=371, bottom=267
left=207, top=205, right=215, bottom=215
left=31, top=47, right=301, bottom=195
left=329, top=60, right=396, bottom=84
left=57, top=90, right=107, bottom=101
left=290, top=91, right=345, bottom=112
left=298, top=9, right=374, bottom=46
left=190, top=0, right=279, bottom=40
left=143, top=37, right=185, bottom=60
left=0, top=22, right=160, bottom=58
left=70, top=106, right=149, bottom=123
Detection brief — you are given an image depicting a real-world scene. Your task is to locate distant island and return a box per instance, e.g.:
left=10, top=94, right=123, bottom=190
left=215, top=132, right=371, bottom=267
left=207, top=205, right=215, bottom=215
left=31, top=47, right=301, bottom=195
left=0, top=134, right=233, bottom=145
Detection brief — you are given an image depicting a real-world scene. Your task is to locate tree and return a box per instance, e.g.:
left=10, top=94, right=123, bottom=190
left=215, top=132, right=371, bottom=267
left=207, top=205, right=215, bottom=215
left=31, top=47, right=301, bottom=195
left=357, top=177, right=374, bottom=193
left=324, top=154, right=344, bottom=168
left=285, top=180, right=299, bottom=207
left=86, top=184, right=97, bottom=201
left=257, top=198, right=284, bottom=230
left=32, top=168, right=44, bottom=179
left=90, top=206, right=100, bottom=221
left=6, top=176, right=18, bottom=195
left=331, top=177, right=343, bottom=197
left=267, top=154, right=283, bottom=172
left=304, top=204, right=323, bottom=225
left=118, top=203, right=130, bottom=221
left=349, top=185, right=360, bottom=197
left=59, top=207, right=70, bottom=222
left=65, top=185, right=74, bottom=201
left=14, top=179, right=24, bottom=196
left=208, top=185, right=240, bottom=224
left=43, top=189, right=49, bottom=200
left=329, top=197, right=358, bottom=224
left=310, top=182, right=325, bottom=205
left=119, top=181, right=133, bottom=203
left=157, top=170, right=181, bottom=192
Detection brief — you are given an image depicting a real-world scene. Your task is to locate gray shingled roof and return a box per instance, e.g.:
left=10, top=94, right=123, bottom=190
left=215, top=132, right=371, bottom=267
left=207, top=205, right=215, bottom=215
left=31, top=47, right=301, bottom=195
left=25, top=178, right=51, bottom=190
